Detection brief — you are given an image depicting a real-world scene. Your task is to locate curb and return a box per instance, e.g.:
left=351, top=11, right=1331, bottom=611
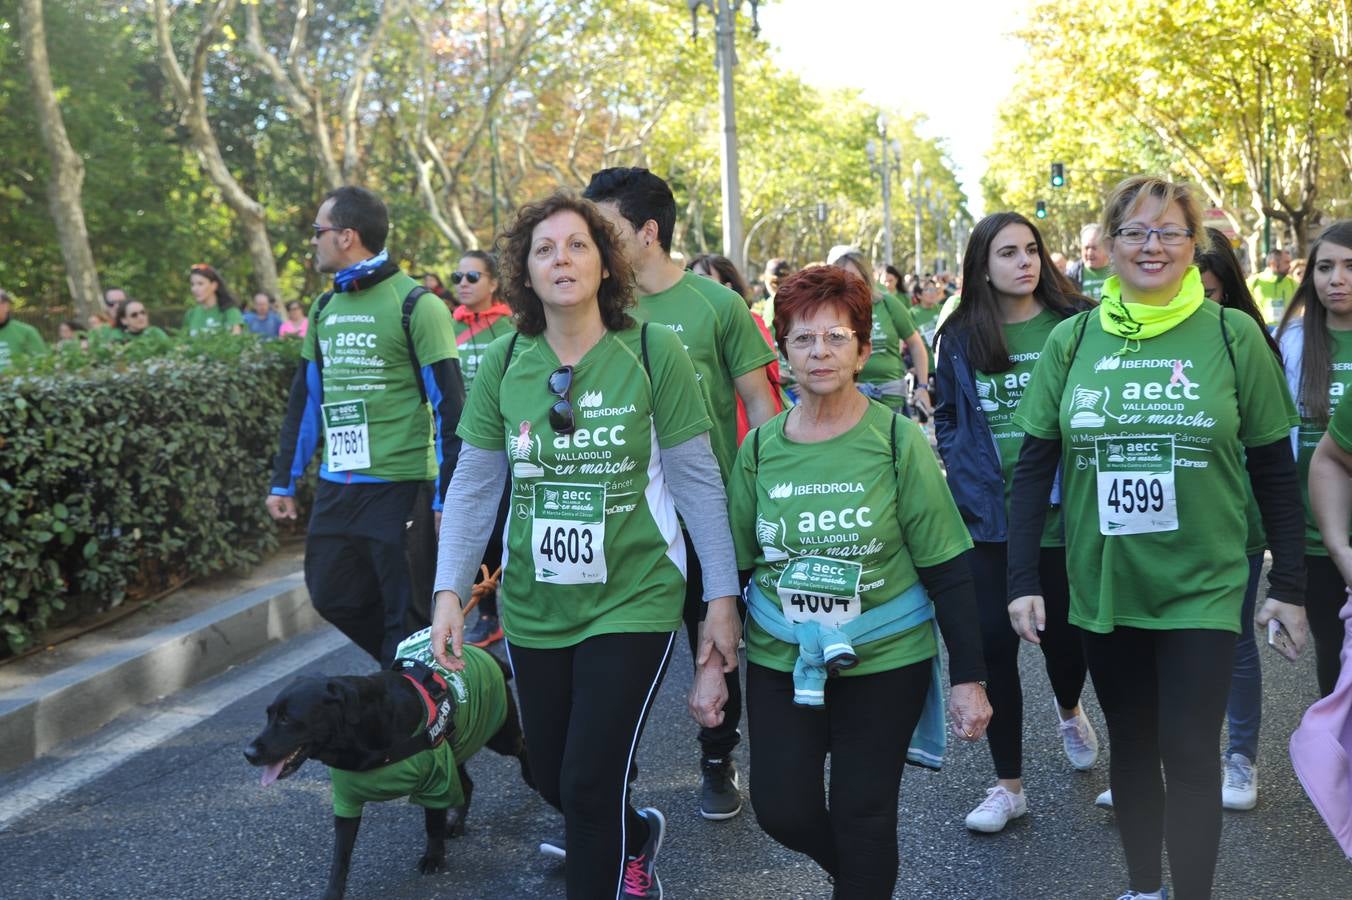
left=0, top=572, right=322, bottom=774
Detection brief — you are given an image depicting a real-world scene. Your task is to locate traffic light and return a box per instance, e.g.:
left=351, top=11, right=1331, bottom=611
left=1035, top=200, right=1048, bottom=219
left=1051, top=162, right=1065, bottom=188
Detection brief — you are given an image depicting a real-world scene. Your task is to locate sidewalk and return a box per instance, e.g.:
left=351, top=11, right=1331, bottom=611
left=0, top=545, right=323, bottom=773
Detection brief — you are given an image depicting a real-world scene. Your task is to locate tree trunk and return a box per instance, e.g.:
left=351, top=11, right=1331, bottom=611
left=19, top=0, right=102, bottom=318
left=152, top=0, right=280, bottom=300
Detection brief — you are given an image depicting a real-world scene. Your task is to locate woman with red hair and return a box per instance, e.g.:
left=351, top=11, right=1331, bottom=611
left=714, top=264, right=990, bottom=897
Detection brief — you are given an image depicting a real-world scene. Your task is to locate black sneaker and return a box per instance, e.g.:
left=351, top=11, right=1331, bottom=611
left=622, top=807, right=665, bottom=898
left=464, top=614, right=503, bottom=648
left=699, top=756, right=742, bottom=820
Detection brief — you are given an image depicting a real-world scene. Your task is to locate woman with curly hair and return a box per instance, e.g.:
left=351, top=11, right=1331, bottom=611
left=430, top=192, right=740, bottom=899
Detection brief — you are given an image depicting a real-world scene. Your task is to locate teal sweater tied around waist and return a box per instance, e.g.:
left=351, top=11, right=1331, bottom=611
left=747, top=581, right=947, bottom=770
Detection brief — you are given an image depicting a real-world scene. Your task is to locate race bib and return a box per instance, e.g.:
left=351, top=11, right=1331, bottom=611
left=531, top=482, right=607, bottom=584
left=322, top=400, right=371, bottom=472
left=776, top=556, right=864, bottom=626
left=1095, top=435, right=1178, bottom=535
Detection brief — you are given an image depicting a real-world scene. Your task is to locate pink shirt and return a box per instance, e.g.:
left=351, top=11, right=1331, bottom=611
left=279, top=318, right=308, bottom=339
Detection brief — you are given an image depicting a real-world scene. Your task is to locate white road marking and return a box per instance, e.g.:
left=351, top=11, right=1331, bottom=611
left=0, top=629, right=350, bottom=831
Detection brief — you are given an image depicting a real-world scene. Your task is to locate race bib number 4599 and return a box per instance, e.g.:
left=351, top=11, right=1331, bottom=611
left=1095, top=435, right=1178, bottom=536
left=531, top=482, right=607, bottom=584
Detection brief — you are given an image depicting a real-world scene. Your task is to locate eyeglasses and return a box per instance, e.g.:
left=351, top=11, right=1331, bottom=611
left=547, top=366, right=576, bottom=434
left=1112, top=226, right=1194, bottom=246
left=450, top=271, right=482, bottom=285
left=786, top=326, right=857, bottom=350
left=127, top=310, right=147, bottom=318
left=311, top=224, right=345, bottom=238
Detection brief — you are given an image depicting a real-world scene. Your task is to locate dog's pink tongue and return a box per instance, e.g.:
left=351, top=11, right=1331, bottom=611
left=260, top=761, right=285, bottom=787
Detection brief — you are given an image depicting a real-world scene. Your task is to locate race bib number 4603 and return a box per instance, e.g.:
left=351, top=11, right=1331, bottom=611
left=531, top=482, right=607, bottom=584
left=1095, top=435, right=1178, bottom=536
left=322, top=400, right=371, bottom=472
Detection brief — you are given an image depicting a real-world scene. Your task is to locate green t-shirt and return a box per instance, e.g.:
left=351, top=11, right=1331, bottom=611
left=1079, top=265, right=1113, bottom=302
left=1014, top=303, right=1297, bottom=633
left=302, top=272, right=458, bottom=482
left=108, top=326, right=171, bottom=344
left=451, top=309, right=515, bottom=394
left=857, top=292, right=918, bottom=408
left=1330, top=381, right=1352, bottom=452
left=328, top=644, right=507, bottom=817
left=182, top=304, right=244, bottom=337
left=728, top=401, right=973, bottom=676
left=936, top=293, right=962, bottom=330
left=457, top=324, right=712, bottom=649
left=0, top=319, right=49, bottom=372
left=1248, top=271, right=1298, bottom=326
left=911, top=303, right=941, bottom=354
left=974, top=308, right=1064, bottom=546
left=1294, top=327, right=1352, bottom=555
left=633, top=272, right=776, bottom=480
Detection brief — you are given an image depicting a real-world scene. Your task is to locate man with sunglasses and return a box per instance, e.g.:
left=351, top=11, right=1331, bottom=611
left=585, top=167, right=779, bottom=822
left=266, top=185, right=466, bottom=668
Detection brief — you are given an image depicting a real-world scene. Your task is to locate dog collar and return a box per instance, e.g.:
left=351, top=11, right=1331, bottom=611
left=391, top=658, right=452, bottom=745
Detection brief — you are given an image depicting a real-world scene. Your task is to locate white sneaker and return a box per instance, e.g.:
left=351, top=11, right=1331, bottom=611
left=1056, top=701, right=1099, bottom=770
left=964, top=785, right=1028, bottom=833
left=1095, top=788, right=1114, bottom=808
left=1222, top=752, right=1258, bottom=811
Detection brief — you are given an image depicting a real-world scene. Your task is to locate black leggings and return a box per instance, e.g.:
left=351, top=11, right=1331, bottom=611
left=747, top=660, right=930, bottom=900
left=506, top=631, right=674, bottom=900
left=970, top=542, right=1086, bottom=779
left=1084, top=627, right=1235, bottom=899
left=1305, top=553, right=1348, bottom=697
left=681, top=530, right=743, bottom=760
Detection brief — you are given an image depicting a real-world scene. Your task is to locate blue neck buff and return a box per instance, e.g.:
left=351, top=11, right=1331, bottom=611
left=334, top=249, right=389, bottom=292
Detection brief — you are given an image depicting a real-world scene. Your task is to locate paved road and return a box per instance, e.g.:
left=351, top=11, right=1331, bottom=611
left=0, top=618, right=1347, bottom=899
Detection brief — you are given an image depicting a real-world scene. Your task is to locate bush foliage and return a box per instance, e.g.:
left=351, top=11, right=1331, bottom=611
left=0, top=334, right=309, bottom=656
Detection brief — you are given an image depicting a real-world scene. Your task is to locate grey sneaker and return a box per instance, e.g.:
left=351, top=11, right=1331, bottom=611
left=622, top=807, right=665, bottom=898
left=699, top=757, right=742, bottom=820
left=1222, top=752, right=1257, bottom=810
left=1056, top=701, right=1100, bottom=770
left=538, top=837, right=565, bottom=860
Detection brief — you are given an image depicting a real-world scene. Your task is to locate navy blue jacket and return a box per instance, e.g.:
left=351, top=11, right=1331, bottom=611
left=934, top=320, right=1068, bottom=543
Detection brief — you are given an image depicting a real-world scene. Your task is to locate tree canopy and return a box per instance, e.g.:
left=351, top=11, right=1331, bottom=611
left=3, top=0, right=968, bottom=318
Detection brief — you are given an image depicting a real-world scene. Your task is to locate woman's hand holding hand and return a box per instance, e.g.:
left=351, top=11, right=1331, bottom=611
left=698, top=596, right=742, bottom=673
left=949, top=681, right=992, bottom=742
left=688, top=651, right=730, bottom=728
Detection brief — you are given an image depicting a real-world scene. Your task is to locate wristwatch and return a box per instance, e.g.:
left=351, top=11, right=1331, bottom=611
left=914, top=383, right=929, bottom=391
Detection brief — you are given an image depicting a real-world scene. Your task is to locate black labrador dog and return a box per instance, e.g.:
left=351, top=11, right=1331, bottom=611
left=244, top=644, right=532, bottom=900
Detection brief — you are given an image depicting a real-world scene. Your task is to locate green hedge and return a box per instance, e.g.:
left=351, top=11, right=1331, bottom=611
left=0, top=334, right=311, bottom=656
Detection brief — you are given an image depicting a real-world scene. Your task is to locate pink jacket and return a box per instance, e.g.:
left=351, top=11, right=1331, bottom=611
left=1290, top=592, right=1352, bottom=858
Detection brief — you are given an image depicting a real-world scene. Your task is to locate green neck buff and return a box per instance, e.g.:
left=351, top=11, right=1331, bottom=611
left=1098, top=266, right=1205, bottom=341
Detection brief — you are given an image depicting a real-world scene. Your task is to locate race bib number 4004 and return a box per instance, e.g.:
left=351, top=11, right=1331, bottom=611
left=531, top=482, right=607, bottom=584
left=775, top=556, right=864, bottom=626
left=322, top=400, right=371, bottom=472
left=1095, top=435, right=1178, bottom=536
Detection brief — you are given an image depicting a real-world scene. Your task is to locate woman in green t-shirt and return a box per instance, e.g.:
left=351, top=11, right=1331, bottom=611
left=183, top=263, right=243, bottom=337
left=934, top=212, right=1098, bottom=835
left=428, top=192, right=740, bottom=900
left=1194, top=228, right=1286, bottom=812
left=830, top=249, right=931, bottom=416
left=112, top=299, right=170, bottom=343
left=723, top=264, right=989, bottom=898
left=1007, top=176, right=1308, bottom=900
left=1276, top=220, right=1352, bottom=698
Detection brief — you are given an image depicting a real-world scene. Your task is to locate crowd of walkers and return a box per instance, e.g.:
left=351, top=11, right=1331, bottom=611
left=236, top=171, right=1352, bottom=900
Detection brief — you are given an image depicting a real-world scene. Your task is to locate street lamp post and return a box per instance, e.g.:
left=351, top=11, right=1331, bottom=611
left=690, top=1, right=760, bottom=272
left=867, top=113, right=902, bottom=265
left=908, top=159, right=932, bottom=277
